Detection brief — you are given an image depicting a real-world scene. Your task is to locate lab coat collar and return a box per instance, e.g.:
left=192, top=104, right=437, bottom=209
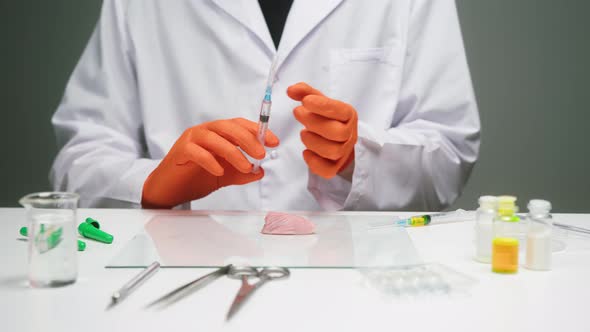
left=209, top=0, right=276, bottom=55
left=279, top=0, right=344, bottom=63
left=210, top=0, right=344, bottom=65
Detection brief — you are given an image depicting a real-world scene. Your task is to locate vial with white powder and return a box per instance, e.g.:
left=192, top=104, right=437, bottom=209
left=475, top=196, right=497, bottom=263
left=525, top=199, right=553, bottom=271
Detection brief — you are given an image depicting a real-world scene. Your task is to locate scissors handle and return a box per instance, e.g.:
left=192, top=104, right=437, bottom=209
left=226, top=266, right=290, bottom=320
left=227, top=266, right=290, bottom=280
left=258, top=267, right=290, bottom=280
left=227, top=266, right=259, bottom=280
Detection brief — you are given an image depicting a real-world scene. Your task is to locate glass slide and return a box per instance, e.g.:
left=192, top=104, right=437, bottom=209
left=107, top=212, right=422, bottom=269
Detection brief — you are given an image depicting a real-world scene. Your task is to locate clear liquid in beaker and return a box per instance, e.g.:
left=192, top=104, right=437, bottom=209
left=28, top=212, right=78, bottom=287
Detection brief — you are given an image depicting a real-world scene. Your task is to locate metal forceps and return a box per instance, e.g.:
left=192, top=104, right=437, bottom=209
left=226, top=265, right=290, bottom=320
left=147, top=264, right=232, bottom=308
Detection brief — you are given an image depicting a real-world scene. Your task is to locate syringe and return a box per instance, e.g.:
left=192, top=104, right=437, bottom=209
left=369, top=209, right=474, bottom=229
left=252, top=56, right=279, bottom=173
left=394, top=209, right=474, bottom=227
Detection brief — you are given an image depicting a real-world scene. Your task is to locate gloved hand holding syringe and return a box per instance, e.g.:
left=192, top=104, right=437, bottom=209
left=252, top=55, right=279, bottom=173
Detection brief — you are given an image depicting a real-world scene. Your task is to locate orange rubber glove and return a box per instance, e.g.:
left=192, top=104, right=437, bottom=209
left=287, top=82, right=358, bottom=179
left=142, top=118, right=279, bottom=209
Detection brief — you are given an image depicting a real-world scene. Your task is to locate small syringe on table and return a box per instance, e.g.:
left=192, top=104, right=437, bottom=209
left=370, top=209, right=475, bottom=229
left=252, top=56, right=279, bottom=173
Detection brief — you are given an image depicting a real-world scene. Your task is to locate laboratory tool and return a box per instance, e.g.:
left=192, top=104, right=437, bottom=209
left=108, top=213, right=421, bottom=268
left=517, top=215, right=590, bottom=236
left=147, top=263, right=290, bottom=318
left=147, top=264, right=232, bottom=308
left=226, top=265, right=290, bottom=320
left=362, top=263, right=476, bottom=297
left=475, top=196, right=497, bottom=263
left=553, top=223, right=590, bottom=235
left=525, top=200, right=553, bottom=270
left=78, top=218, right=113, bottom=244
left=108, top=261, right=160, bottom=309
left=492, top=196, right=520, bottom=274
left=252, top=56, right=279, bottom=173
left=19, top=192, right=79, bottom=287
left=390, top=209, right=472, bottom=227
left=19, top=227, right=86, bottom=251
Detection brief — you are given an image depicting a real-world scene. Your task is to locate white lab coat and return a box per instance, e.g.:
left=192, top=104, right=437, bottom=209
left=51, top=0, right=480, bottom=210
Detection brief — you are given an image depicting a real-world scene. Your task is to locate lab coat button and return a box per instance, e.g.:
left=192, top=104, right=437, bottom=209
left=270, top=150, right=278, bottom=159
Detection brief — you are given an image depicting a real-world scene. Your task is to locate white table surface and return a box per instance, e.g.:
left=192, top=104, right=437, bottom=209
left=1, top=208, right=589, bottom=332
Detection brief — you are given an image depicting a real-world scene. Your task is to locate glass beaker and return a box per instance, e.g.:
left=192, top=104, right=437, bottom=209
left=19, top=192, right=79, bottom=287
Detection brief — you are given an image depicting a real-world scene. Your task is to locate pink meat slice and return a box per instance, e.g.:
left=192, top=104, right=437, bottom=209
left=261, top=212, right=316, bottom=235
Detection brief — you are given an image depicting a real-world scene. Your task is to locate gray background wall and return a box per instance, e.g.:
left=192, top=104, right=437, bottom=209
left=1, top=1, right=588, bottom=211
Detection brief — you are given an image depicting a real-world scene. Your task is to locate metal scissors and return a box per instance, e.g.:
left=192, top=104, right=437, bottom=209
left=226, top=265, right=290, bottom=320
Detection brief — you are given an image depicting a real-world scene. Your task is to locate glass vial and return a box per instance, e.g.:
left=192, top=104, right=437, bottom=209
left=525, top=199, right=552, bottom=270
left=492, top=196, right=520, bottom=274
left=475, top=196, right=497, bottom=263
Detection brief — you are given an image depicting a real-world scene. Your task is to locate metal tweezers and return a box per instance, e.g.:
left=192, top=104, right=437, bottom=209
left=519, top=215, right=590, bottom=236
left=554, top=222, right=590, bottom=235
left=146, top=264, right=232, bottom=309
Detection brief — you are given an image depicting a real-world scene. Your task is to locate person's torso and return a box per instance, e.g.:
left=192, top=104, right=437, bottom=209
left=125, top=0, right=410, bottom=210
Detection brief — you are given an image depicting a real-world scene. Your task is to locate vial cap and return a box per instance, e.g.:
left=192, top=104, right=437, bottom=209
left=528, top=199, right=552, bottom=212
left=478, top=196, right=497, bottom=208
left=497, top=195, right=517, bottom=216
left=498, top=195, right=517, bottom=205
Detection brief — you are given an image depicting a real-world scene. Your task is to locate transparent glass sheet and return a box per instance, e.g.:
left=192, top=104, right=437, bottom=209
left=107, top=212, right=422, bottom=268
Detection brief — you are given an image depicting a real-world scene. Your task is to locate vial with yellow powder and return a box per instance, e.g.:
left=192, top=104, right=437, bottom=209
left=492, top=196, right=520, bottom=274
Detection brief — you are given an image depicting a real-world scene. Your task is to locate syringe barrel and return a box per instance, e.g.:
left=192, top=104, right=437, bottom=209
left=252, top=119, right=269, bottom=174
left=259, top=99, right=272, bottom=118
left=256, top=120, right=269, bottom=144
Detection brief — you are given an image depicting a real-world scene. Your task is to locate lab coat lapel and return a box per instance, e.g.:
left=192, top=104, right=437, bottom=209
left=278, top=0, right=344, bottom=63
left=209, top=0, right=275, bottom=55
